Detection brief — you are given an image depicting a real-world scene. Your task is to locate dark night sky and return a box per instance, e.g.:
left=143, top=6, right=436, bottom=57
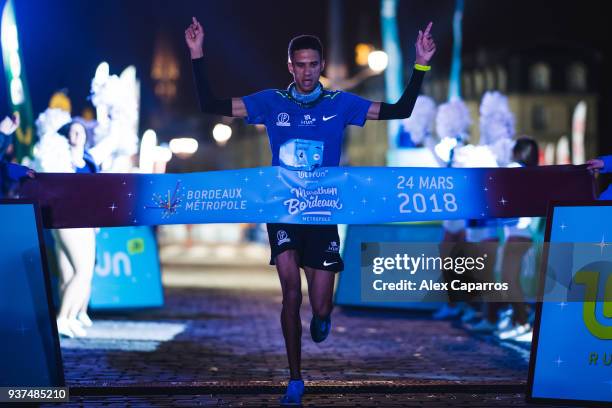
left=1, top=0, right=611, bottom=148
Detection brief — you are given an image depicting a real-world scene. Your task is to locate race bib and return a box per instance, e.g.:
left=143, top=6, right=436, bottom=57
left=279, top=138, right=324, bottom=171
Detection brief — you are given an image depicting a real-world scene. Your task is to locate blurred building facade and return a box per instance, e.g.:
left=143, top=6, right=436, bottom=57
left=424, top=45, right=601, bottom=162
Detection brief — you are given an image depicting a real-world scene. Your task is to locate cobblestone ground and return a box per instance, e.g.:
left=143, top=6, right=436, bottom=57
left=44, top=392, right=563, bottom=407
left=35, top=284, right=561, bottom=406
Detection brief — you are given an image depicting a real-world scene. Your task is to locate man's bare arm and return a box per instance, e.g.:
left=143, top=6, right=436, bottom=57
left=231, top=98, right=247, bottom=118
left=366, top=102, right=381, bottom=120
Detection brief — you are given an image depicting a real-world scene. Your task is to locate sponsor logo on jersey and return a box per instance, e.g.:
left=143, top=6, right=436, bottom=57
left=327, top=241, right=339, bottom=252
left=299, top=114, right=317, bottom=126
left=276, top=113, right=291, bottom=127
left=277, top=230, right=290, bottom=245
left=322, top=114, right=337, bottom=122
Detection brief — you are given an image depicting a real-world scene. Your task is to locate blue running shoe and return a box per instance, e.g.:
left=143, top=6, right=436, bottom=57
left=280, top=379, right=304, bottom=406
left=310, top=315, right=331, bottom=343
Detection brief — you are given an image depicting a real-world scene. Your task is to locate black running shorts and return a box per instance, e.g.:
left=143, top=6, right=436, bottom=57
left=266, top=223, right=344, bottom=272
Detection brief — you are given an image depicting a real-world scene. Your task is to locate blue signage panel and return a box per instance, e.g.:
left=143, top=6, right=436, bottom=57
left=90, top=226, right=163, bottom=310
left=0, top=201, right=63, bottom=386
left=335, top=223, right=444, bottom=309
left=529, top=202, right=612, bottom=405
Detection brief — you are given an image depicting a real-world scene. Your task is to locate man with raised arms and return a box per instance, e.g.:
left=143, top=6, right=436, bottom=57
left=184, top=17, right=436, bottom=405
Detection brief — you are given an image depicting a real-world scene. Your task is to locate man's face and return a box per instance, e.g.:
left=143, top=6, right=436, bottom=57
left=288, top=49, right=325, bottom=94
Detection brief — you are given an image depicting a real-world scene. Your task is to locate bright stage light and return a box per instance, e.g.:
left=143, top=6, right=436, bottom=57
left=142, top=129, right=157, bottom=143
left=152, top=144, right=172, bottom=163
left=213, top=123, right=232, bottom=146
left=9, top=51, right=20, bottom=76
left=1, top=23, right=18, bottom=52
left=10, top=77, right=24, bottom=105
left=368, top=50, right=388, bottom=73
left=169, top=138, right=199, bottom=158
left=139, top=129, right=157, bottom=172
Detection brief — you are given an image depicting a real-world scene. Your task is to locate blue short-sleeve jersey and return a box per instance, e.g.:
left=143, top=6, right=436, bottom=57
left=243, top=88, right=372, bottom=167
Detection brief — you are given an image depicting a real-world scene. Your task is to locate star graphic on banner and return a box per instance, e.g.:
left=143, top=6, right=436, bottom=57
left=258, top=209, right=264, bottom=213
left=353, top=185, right=357, bottom=189
left=266, top=184, right=271, bottom=188
left=559, top=223, right=568, bottom=231
left=244, top=177, right=249, bottom=182
left=499, top=197, right=508, bottom=206
left=123, top=181, right=127, bottom=185
left=343, top=171, right=349, bottom=177
left=594, top=235, right=609, bottom=255
left=557, top=302, right=568, bottom=310
left=381, top=196, right=387, bottom=201
left=109, top=203, right=117, bottom=212
left=489, top=176, right=493, bottom=181
left=350, top=211, right=355, bottom=215
left=366, top=176, right=373, bottom=183
left=17, top=323, right=28, bottom=336
left=258, top=170, right=264, bottom=176
left=361, top=198, right=367, bottom=205
left=127, top=192, right=132, bottom=198
left=553, top=356, right=564, bottom=367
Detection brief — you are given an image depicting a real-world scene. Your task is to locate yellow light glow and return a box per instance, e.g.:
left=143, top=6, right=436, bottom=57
left=355, top=43, right=374, bottom=66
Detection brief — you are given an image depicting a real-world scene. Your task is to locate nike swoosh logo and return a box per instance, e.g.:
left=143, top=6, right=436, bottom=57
left=322, top=115, right=337, bottom=121
left=323, top=260, right=338, bottom=266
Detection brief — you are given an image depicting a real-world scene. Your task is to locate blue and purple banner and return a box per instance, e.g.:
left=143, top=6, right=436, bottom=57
left=18, top=165, right=595, bottom=228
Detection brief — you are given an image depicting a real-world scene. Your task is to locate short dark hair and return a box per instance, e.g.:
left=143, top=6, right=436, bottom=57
left=288, top=35, right=323, bottom=62
left=513, top=137, right=539, bottom=167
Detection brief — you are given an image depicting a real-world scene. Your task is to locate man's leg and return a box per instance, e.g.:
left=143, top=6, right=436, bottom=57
left=275, top=249, right=303, bottom=380
left=300, top=225, right=342, bottom=343
left=304, top=267, right=335, bottom=320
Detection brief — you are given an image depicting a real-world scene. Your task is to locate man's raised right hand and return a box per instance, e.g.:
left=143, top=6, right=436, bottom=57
left=185, top=17, right=204, bottom=59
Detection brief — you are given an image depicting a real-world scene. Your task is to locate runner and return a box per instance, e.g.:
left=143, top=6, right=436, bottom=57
left=184, top=17, right=436, bottom=405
